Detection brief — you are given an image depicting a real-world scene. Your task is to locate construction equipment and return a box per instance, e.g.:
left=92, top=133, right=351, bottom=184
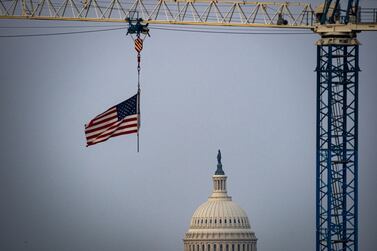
left=0, top=1, right=376, bottom=250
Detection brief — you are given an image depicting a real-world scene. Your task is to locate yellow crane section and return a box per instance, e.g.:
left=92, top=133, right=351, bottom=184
left=0, top=0, right=316, bottom=29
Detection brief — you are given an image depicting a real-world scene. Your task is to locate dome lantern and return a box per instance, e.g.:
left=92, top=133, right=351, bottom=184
left=211, top=150, right=230, bottom=201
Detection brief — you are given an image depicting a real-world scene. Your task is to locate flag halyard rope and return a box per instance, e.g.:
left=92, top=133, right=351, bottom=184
left=135, top=35, right=143, bottom=153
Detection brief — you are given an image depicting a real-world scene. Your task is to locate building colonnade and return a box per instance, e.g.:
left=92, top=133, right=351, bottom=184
left=184, top=241, right=257, bottom=251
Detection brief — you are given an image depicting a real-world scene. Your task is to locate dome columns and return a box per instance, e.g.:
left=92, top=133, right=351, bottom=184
left=213, top=176, right=227, bottom=192
left=184, top=241, right=257, bottom=251
left=210, top=175, right=231, bottom=201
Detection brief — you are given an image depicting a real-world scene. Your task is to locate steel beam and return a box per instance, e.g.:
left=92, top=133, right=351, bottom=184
left=316, top=40, right=359, bottom=251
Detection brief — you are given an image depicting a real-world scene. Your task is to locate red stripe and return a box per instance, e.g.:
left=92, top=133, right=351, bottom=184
left=87, top=114, right=117, bottom=129
left=111, top=129, right=138, bottom=138
left=93, top=107, right=115, bottom=120
left=87, top=129, right=138, bottom=146
left=87, top=137, right=108, bottom=146
left=90, top=122, right=138, bottom=141
left=86, top=113, right=118, bottom=129
left=86, top=116, right=136, bottom=134
left=85, top=120, right=118, bottom=136
left=89, top=110, right=117, bottom=125
left=86, top=120, right=138, bottom=142
left=86, top=128, right=138, bottom=146
left=86, top=120, right=124, bottom=141
left=87, top=107, right=116, bottom=125
left=85, top=117, right=137, bottom=136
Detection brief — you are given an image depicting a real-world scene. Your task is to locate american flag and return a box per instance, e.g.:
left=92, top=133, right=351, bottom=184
left=85, top=94, right=139, bottom=146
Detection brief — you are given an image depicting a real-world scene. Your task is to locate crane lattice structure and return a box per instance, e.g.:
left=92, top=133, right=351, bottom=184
left=1, top=1, right=376, bottom=250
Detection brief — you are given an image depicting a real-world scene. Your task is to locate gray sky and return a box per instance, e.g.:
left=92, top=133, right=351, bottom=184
left=0, top=1, right=376, bottom=250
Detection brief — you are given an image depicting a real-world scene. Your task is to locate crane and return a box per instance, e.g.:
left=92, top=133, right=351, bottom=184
left=0, top=1, right=376, bottom=250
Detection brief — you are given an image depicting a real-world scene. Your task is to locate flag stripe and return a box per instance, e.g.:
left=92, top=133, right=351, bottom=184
left=87, top=107, right=116, bottom=125
left=111, top=128, right=138, bottom=138
left=90, top=124, right=138, bottom=143
left=92, top=107, right=116, bottom=121
left=85, top=112, right=138, bottom=134
left=87, top=121, right=138, bottom=145
left=87, top=119, right=126, bottom=142
left=88, top=110, right=117, bottom=127
left=85, top=116, right=118, bottom=134
left=86, top=117, right=137, bottom=140
left=85, top=120, right=122, bottom=140
left=86, top=128, right=138, bottom=146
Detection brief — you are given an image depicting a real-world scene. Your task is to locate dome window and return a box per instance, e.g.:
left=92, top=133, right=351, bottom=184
left=215, top=219, right=217, bottom=224
left=225, top=219, right=227, bottom=224
left=219, top=219, right=222, bottom=224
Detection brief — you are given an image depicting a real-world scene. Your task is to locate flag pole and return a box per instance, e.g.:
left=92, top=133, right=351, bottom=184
left=127, top=15, right=148, bottom=153
left=137, top=47, right=141, bottom=153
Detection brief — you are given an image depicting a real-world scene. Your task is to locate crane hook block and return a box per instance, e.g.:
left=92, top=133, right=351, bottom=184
left=126, top=17, right=150, bottom=36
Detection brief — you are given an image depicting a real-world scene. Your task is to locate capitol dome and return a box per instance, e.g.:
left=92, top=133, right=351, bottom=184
left=183, top=150, right=257, bottom=251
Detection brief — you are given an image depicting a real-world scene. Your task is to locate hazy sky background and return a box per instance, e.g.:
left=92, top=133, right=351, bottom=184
left=0, top=1, right=376, bottom=250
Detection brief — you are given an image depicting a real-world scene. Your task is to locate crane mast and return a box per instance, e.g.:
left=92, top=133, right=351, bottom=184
left=314, top=2, right=370, bottom=250
left=316, top=40, right=359, bottom=251
left=1, top=1, right=376, bottom=251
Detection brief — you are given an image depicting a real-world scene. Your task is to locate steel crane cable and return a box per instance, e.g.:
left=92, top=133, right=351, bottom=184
left=0, top=25, right=314, bottom=38
left=0, top=24, right=312, bottom=32
left=0, top=26, right=125, bottom=37
left=150, top=26, right=313, bottom=35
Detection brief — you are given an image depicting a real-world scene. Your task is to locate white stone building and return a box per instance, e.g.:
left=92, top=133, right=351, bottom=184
left=183, top=150, right=257, bottom=251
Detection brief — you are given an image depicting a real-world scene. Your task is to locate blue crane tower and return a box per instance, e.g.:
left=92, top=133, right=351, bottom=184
left=315, top=1, right=363, bottom=250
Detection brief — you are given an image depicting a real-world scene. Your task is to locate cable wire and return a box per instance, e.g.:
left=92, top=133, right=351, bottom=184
left=151, top=26, right=314, bottom=35
left=0, top=26, right=125, bottom=37
left=0, top=24, right=314, bottom=38
left=0, top=24, right=126, bottom=29
left=0, top=24, right=310, bottom=32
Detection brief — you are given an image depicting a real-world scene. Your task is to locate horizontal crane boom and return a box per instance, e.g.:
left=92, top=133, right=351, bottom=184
left=0, top=0, right=316, bottom=29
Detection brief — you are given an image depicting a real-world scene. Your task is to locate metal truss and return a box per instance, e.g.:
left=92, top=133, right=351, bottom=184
left=316, top=44, right=359, bottom=251
left=0, top=0, right=315, bottom=28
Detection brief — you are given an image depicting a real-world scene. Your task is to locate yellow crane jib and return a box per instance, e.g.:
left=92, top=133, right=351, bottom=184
left=0, top=0, right=317, bottom=29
